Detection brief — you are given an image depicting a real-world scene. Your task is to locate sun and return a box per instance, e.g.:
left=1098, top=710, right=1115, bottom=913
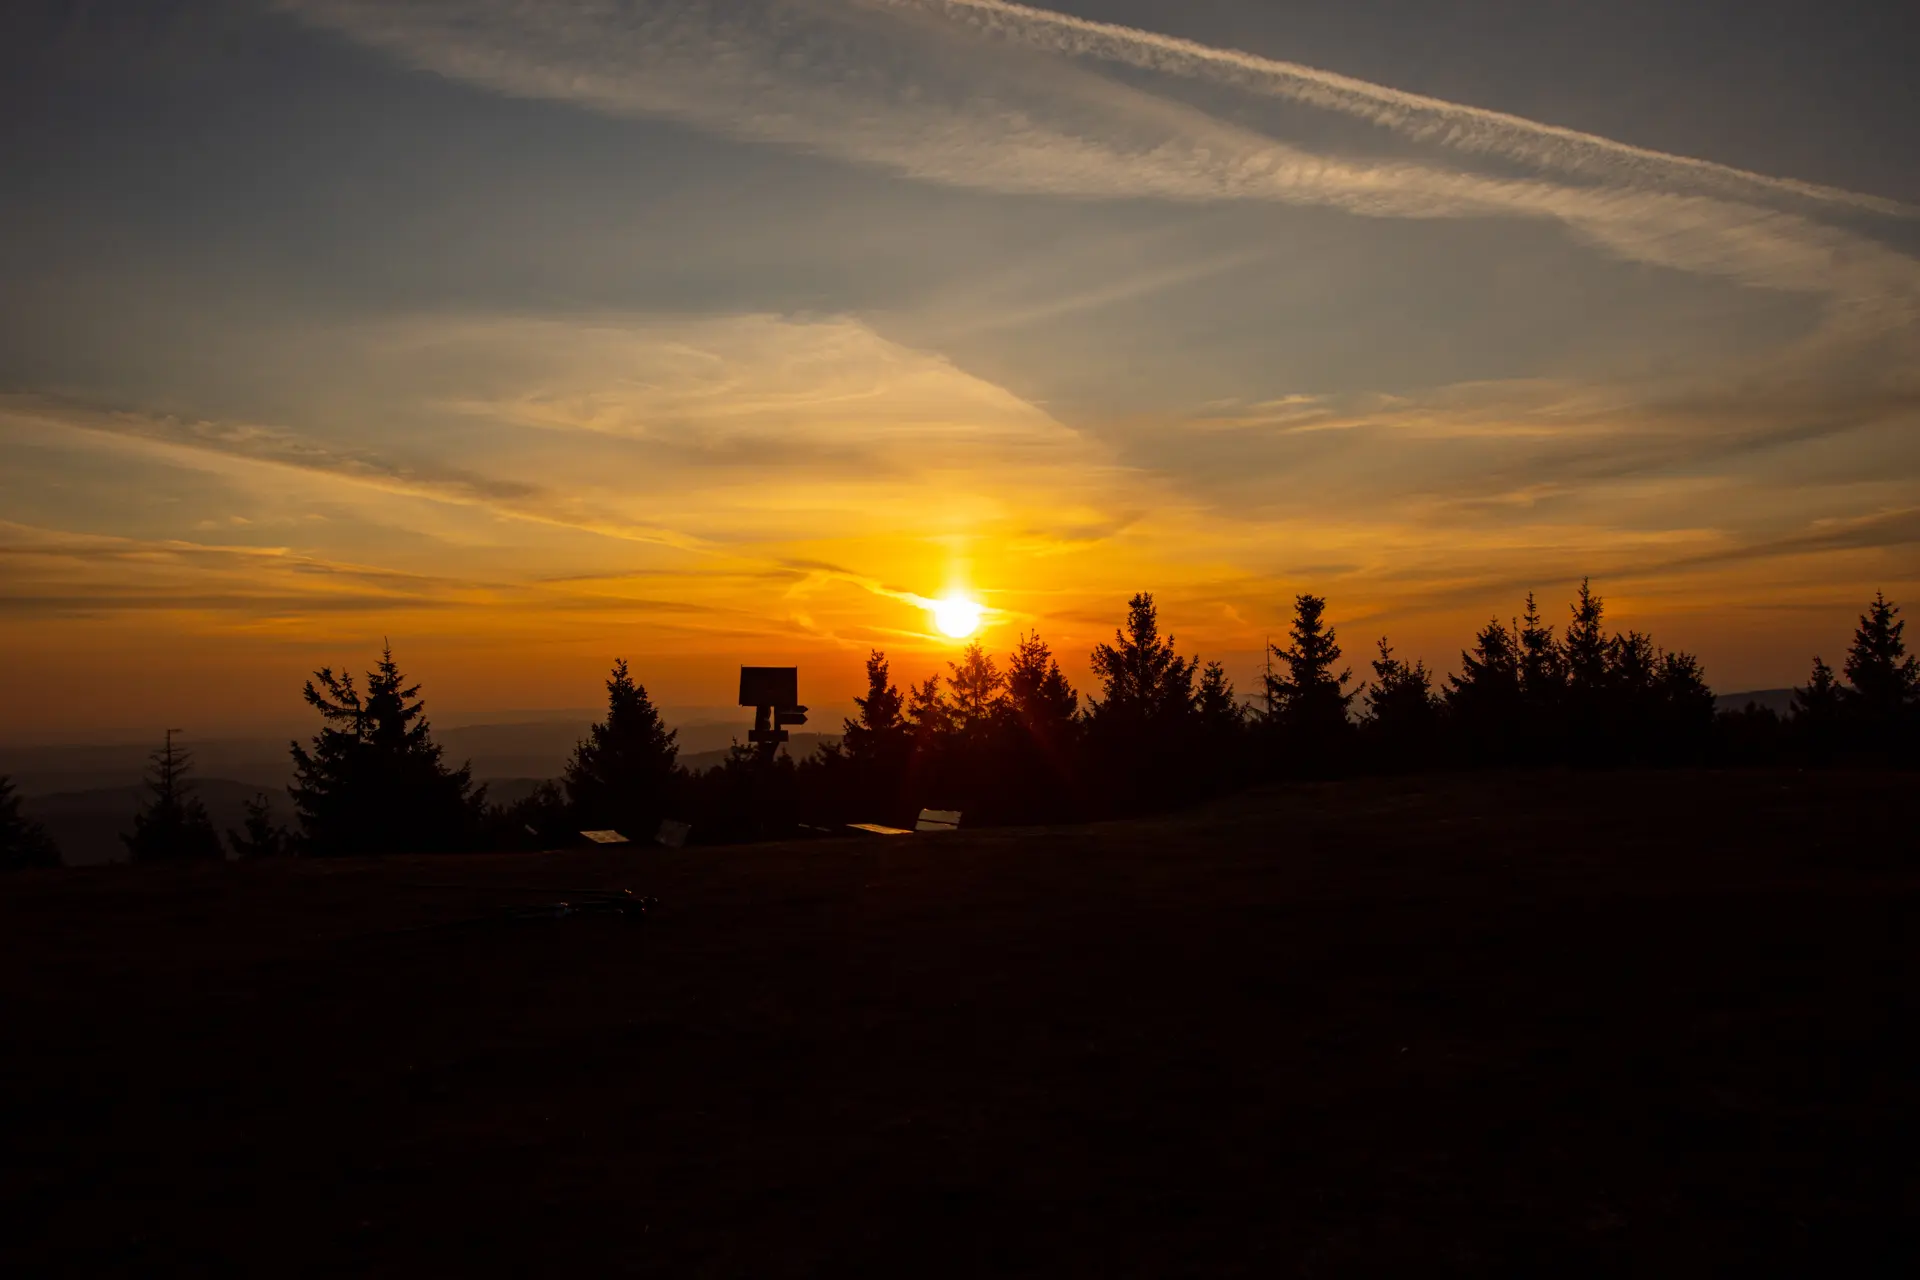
left=932, top=595, right=983, bottom=639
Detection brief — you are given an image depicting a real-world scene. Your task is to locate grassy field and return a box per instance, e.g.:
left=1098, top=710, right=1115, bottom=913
left=2, top=770, right=1915, bottom=1274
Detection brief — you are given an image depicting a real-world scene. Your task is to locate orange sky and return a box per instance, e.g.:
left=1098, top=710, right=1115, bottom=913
left=3, top=2, right=1916, bottom=741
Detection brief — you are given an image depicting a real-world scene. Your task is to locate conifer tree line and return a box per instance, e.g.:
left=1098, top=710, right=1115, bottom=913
left=2, top=585, right=1912, bottom=867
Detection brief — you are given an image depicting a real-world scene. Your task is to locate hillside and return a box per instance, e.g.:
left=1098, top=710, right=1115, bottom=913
left=2, top=771, right=1914, bottom=1273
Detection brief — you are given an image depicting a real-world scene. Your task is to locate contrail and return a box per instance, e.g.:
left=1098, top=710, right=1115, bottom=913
left=882, top=0, right=1913, bottom=218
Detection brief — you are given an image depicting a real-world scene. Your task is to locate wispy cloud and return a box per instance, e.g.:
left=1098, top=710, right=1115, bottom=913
left=890, top=0, right=1915, bottom=217
left=284, top=0, right=1920, bottom=314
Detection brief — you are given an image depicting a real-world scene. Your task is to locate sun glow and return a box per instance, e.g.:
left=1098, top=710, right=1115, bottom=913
left=932, top=595, right=984, bottom=639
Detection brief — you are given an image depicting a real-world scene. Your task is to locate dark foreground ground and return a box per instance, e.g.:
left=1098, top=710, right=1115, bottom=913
left=2, top=771, right=1916, bottom=1275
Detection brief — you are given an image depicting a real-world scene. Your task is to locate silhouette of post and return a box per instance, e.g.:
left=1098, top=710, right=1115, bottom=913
left=740, top=666, right=807, bottom=767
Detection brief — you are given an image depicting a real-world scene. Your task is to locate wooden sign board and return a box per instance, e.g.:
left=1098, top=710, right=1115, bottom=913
left=739, top=666, right=798, bottom=708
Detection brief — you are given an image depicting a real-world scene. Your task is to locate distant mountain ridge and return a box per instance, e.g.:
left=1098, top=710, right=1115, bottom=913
left=1715, top=689, right=1797, bottom=716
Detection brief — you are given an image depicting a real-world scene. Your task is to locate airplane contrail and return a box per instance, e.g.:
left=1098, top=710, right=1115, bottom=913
left=882, top=0, right=1913, bottom=218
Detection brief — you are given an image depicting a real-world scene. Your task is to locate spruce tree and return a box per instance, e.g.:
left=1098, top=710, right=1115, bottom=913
left=1517, top=591, right=1565, bottom=731
left=1366, top=637, right=1439, bottom=767
left=946, top=642, right=1008, bottom=729
left=1841, top=593, right=1917, bottom=746
left=1562, top=579, right=1610, bottom=694
left=125, top=730, right=223, bottom=863
left=837, top=650, right=911, bottom=823
left=289, top=645, right=484, bottom=856
left=1087, top=593, right=1199, bottom=810
left=1560, top=579, right=1614, bottom=762
left=0, top=774, right=61, bottom=871
left=1194, top=660, right=1242, bottom=734
left=1656, top=649, right=1717, bottom=758
left=1791, top=654, right=1843, bottom=763
left=1007, top=632, right=1080, bottom=736
left=904, top=673, right=954, bottom=743
left=842, top=650, right=908, bottom=767
left=1190, top=659, right=1247, bottom=794
left=1264, top=594, right=1355, bottom=770
left=564, top=659, right=680, bottom=839
left=227, top=793, right=290, bottom=859
left=1090, top=593, right=1197, bottom=727
left=1446, top=618, right=1522, bottom=762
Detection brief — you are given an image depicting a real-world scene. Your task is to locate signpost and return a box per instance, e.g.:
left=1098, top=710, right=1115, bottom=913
left=739, top=666, right=807, bottom=763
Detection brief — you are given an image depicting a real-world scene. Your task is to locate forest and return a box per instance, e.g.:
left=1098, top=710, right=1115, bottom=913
left=3, top=583, right=1914, bottom=867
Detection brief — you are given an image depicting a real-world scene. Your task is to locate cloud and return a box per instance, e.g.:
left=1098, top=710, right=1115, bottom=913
left=890, top=0, right=1914, bottom=218
left=283, top=0, right=1920, bottom=313
left=0, top=395, right=714, bottom=552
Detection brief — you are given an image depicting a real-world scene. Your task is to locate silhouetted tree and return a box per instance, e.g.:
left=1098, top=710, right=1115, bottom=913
left=1007, top=632, right=1080, bottom=740
left=1185, top=659, right=1249, bottom=794
left=1559, top=579, right=1617, bottom=762
left=1517, top=591, right=1565, bottom=735
left=843, top=650, right=908, bottom=767
left=1606, top=635, right=1713, bottom=763
left=1840, top=592, right=1917, bottom=759
left=1562, top=579, right=1610, bottom=695
left=0, top=774, right=61, bottom=871
left=1657, top=650, right=1716, bottom=748
left=1088, top=593, right=1199, bottom=809
left=1447, top=616, right=1523, bottom=762
left=947, top=642, right=1007, bottom=729
left=227, top=792, right=290, bottom=859
left=125, top=730, right=223, bottom=863
left=1365, top=638, right=1440, bottom=769
left=997, top=632, right=1085, bottom=822
left=683, top=742, right=799, bottom=844
left=904, top=672, right=954, bottom=742
left=289, top=645, right=484, bottom=856
left=1194, top=660, right=1240, bottom=729
left=565, top=659, right=679, bottom=840
left=1260, top=593, right=1353, bottom=771
left=831, top=650, right=912, bottom=823
left=1791, top=656, right=1843, bottom=765
left=1091, top=594, right=1197, bottom=726
left=1715, top=700, right=1785, bottom=766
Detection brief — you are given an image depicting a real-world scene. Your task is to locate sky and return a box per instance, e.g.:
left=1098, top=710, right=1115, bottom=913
left=3, top=0, right=1917, bottom=741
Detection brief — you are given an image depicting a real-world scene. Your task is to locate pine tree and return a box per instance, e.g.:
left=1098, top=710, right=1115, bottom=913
left=1517, top=591, right=1564, bottom=728
left=1562, top=579, right=1610, bottom=694
left=125, top=730, right=223, bottom=863
left=1560, top=579, right=1614, bottom=762
left=842, top=650, right=907, bottom=763
left=1007, top=632, right=1080, bottom=735
left=1791, top=655, right=1843, bottom=764
left=835, top=650, right=911, bottom=823
left=1087, top=593, right=1199, bottom=811
left=1446, top=618, right=1522, bottom=762
left=1656, top=649, right=1716, bottom=758
left=289, top=645, right=484, bottom=856
left=1365, top=637, right=1439, bottom=767
left=1263, top=594, right=1355, bottom=771
left=565, top=659, right=680, bottom=839
left=1090, top=593, right=1197, bottom=727
left=1842, top=593, right=1917, bottom=714
left=0, top=774, right=61, bottom=871
left=904, top=673, right=954, bottom=742
left=946, top=642, right=1008, bottom=728
left=1266, top=594, right=1353, bottom=726
left=227, top=792, right=290, bottom=859
left=1194, top=660, right=1242, bottom=733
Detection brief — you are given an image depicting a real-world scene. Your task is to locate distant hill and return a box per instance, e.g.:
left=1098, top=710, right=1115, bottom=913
left=1715, top=688, right=1797, bottom=716
left=0, top=712, right=822, bottom=801
left=22, top=779, right=272, bottom=868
